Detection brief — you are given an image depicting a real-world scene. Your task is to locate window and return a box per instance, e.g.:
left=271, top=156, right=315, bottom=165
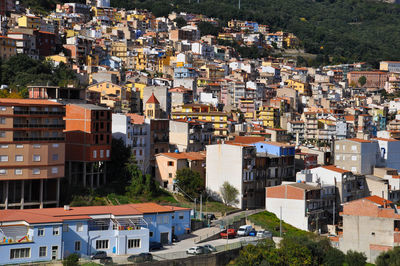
left=76, top=223, right=83, bottom=232
left=93, top=150, right=97, bottom=159
left=128, top=239, right=141, bottom=249
left=0, top=169, right=6, bottom=175
left=38, top=228, right=45, bottom=236
left=74, top=241, right=81, bottom=251
left=351, top=167, right=357, bottom=172
left=52, top=143, right=59, bottom=148
left=351, top=145, right=357, bottom=151
left=0, top=106, right=6, bottom=111
left=168, top=161, right=174, bottom=166
left=163, top=216, right=169, bottom=224
left=168, top=173, right=172, bottom=178
left=33, top=144, right=41, bottom=148
left=15, top=155, right=23, bottom=162
left=149, top=231, right=153, bottom=237
left=351, top=156, right=357, bottom=161
left=53, top=226, right=59, bottom=236
left=0, top=155, right=8, bottom=162
left=15, top=169, right=22, bottom=175
left=16, top=144, right=23, bottom=148
left=39, top=246, right=46, bottom=257
left=96, top=240, right=109, bottom=249
left=0, top=144, right=8, bottom=148
left=336, top=155, right=340, bottom=161
left=63, top=224, right=69, bottom=232
left=0, top=117, right=5, bottom=124
left=52, top=154, right=58, bottom=161
left=0, top=131, right=5, bottom=138
left=33, top=168, right=40, bottom=175
left=106, top=150, right=110, bottom=157
left=52, top=167, right=58, bottom=174
left=33, top=155, right=41, bottom=162
left=100, top=150, right=104, bottom=158
left=10, top=248, right=30, bottom=259
left=179, top=215, right=184, bottom=220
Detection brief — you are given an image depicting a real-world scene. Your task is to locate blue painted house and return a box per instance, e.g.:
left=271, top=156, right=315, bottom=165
left=252, top=141, right=295, bottom=156
left=0, top=203, right=191, bottom=265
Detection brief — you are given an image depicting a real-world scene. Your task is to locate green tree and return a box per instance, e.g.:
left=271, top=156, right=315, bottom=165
left=358, top=76, right=367, bottom=87
left=220, top=181, right=239, bottom=206
left=174, top=17, right=187, bottom=28
left=323, top=247, right=345, bottom=266
left=175, top=168, right=203, bottom=199
left=376, top=246, right=400, bottom=266
left=62, top=253, right=79, bottom=266
left=280, top=236, right=313, bottom=265
left=345, top=250, right=367, bottom=266
left=125, top=155, right=159, bottom=198
left=198, top=21, right=220, bottom=36
left=106, top=137, right=131, bottom=192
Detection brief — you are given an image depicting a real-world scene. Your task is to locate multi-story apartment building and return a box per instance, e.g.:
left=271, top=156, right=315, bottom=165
left=0, top=36, right=16, bottom=60
left=0, top=203, right=191, bottom=265
left=339, top=196, right=400, bottom=263
left=169, top=119, right=214, bottom=152
left=171, top=104, right=228, bottom=138
left=334, top=138, right=378, bottom=175
left=148, top=119, right=169, bottom=173
left=266, top=182, right=335, bottom=232
left=64, top=104, right=111, bottom=188
left=155, top=151, right=206, bottom=190
left=304, top=112, right=318, bottom=140
left=7, top=31, right=39, bottom=60
left=347, top=71, right=389, bottom=88
left=255, top=106, right=280, bottom=128
left=287, top=120, right=305, bottom=142
left=112, top=113, right=151, bottom=173
left=0, top=99, right=65, bottom=209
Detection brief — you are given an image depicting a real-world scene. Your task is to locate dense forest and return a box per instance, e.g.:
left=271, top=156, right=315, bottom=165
left=21, top=0, right=400, bottom=66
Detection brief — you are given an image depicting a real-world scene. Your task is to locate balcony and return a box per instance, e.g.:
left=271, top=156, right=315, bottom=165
left=14, top=109, right=65, bottom=115
left=13, top=137, right=64, bottom=141
left=13, top=124, right=65, bottom=129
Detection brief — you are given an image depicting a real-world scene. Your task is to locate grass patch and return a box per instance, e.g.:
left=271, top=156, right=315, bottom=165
left=169, top=194, right=237, bottom=213
left=248, top=211, right=313, bottom=237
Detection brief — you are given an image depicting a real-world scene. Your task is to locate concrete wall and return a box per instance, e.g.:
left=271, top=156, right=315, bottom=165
left=340, top=215, right=394, bottom=263
left=112, top=113, right=131, bottom=146
left=142, top=86, right=170, bottom=116
left=265, top=197, right=308, bottom=231
left=206, top=144, right=243, bottom=208
left=169, top=120, right=189, bottom=151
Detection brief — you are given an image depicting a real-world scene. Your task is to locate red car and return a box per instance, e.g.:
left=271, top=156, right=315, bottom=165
left=220, top=228, right=237, bottom=239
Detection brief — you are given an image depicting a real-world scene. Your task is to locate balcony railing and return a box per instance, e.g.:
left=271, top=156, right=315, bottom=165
left=13, top=124, right=65, bottom=128
left=14, top=110, right=65, bottom=115
left=13, top=137, right=64, bottom=141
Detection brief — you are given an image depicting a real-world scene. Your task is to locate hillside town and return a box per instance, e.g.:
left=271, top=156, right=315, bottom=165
left=1, top=0, right=400, bottom=265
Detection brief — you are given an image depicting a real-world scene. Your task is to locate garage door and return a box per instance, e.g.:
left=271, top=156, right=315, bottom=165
left=160, top=232, right=169, bottom=244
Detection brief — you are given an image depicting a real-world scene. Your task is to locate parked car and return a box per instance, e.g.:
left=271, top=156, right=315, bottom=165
left=257, top=230, right=273, bottom=238
left=237, top=225, right=253, bottom=236
left=91, top=251, right=107, bottom=260
left=249, top=229, right=257, bottom=236
left=202, top=244, right=217, bottom=252
left=127, top=253, right=153, bottom=263
left=99, top=257, right=113, bottom=264
left=149, top=242, right=163, bottom=251
left=220, top=228, right=237, bottom=239
left=206, top=213, right=216, bottom=220
left=186, top=246, right=205, bottom=255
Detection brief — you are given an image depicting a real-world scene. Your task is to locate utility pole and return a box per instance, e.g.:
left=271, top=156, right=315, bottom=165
left=200, top=193, right=203, bottom=221
left=279, top=206, right=282, bottom=237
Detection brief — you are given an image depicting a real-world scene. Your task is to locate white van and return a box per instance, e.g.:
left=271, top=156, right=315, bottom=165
left=237, top=225, right=252, bottom=236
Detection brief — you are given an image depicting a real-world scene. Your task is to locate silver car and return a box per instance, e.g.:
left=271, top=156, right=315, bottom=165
left=186, top=246, right=204, bottom=255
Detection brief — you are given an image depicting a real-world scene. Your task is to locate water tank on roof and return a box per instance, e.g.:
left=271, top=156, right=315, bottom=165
left=175, top=149, right=179, bottom=153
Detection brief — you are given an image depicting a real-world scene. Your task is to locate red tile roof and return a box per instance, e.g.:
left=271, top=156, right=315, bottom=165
left=321, top=165, right=350, bottom=174
left=126, top=113, right=145, bottom=124
left=0, top=98, right=62, bottom=105
left=146, top=93, right=160, bottom=104
left=364, top=195, right=393, bottom=206
left=347, top=138, right=373, bottom=143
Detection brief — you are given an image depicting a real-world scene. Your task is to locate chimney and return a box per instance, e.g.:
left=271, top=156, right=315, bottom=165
left=64, top=205, right=70, bottom=211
